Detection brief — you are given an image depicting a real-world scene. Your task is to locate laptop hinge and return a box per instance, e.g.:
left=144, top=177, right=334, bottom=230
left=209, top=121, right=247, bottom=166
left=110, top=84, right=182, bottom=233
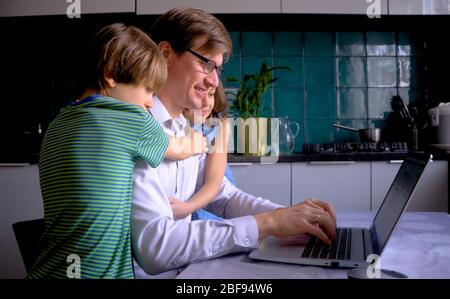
left=363, top=228, right=374, bottom=258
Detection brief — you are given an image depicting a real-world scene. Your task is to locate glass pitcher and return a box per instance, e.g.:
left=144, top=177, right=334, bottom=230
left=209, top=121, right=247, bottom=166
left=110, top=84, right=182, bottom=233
left=278, top=117, right=300, bottom=155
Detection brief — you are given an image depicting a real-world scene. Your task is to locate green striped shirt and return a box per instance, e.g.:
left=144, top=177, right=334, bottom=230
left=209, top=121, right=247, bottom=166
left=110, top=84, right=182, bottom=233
left=27, top=95, right=169, bottom=279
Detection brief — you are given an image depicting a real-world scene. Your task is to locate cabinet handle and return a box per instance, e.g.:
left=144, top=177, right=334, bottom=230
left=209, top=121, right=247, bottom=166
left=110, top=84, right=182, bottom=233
left=0, top=163, right=30, bottom=167
left=309, top=161, right=355, bottom=165
left=388, top=160, right=404, bottom=164
left=228, top=163, right=253, bottom=166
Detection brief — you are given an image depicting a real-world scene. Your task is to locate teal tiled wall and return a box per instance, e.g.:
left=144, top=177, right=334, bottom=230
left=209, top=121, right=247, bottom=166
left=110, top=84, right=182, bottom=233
left=222, top=31, right=427, bottom=152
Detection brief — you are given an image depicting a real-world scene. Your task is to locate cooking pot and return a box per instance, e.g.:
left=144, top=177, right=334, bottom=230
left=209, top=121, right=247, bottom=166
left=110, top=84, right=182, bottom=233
left=333, top=124, right=382, bottom=143
left=429, top=102, right=450, bottom=148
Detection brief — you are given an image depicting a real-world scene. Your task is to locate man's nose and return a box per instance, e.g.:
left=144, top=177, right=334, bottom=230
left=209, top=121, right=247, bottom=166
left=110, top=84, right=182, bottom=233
left=205, top=69, right=219, bottom=89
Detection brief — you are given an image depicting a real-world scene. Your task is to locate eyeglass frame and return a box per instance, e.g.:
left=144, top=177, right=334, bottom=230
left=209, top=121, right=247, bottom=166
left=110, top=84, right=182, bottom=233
left=187, top=49, right=224, bottom=75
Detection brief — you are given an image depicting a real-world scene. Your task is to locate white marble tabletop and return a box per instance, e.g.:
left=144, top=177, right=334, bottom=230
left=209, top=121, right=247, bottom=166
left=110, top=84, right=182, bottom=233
left=175, top=212, right=450, bottom=279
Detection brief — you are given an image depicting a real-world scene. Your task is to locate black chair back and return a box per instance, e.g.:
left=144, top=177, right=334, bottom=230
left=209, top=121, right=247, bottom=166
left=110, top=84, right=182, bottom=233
left=12, top=218, right=45, bottom=273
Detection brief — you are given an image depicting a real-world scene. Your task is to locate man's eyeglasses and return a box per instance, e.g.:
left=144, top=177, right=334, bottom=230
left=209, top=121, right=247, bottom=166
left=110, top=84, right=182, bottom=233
left=187, top=49, right=223, bottom=75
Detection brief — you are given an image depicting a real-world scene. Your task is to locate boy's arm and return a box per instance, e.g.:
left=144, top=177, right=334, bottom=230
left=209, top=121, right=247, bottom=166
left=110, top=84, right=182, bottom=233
left=165, top=130, right=207, bottom=160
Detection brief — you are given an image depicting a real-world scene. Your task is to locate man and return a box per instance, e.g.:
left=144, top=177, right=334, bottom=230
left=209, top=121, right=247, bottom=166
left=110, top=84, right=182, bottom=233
left=131, top=7, right=337, bottom=277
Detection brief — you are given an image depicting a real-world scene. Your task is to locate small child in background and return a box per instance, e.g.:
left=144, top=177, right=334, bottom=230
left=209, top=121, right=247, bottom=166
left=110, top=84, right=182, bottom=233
left=169, top=81, right=236, bottom=221
left=28, top=23, right=205, bottom=279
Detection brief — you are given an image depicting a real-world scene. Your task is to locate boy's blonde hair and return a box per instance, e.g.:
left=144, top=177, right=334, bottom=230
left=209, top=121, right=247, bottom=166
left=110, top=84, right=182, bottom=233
left=87, top=23, right=167, bottom=92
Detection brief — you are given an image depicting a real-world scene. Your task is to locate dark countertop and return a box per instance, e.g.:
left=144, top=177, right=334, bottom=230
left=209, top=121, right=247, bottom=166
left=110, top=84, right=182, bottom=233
left=2, top=149, right=449, bottom=165
left=0, top=153, right=39, bottom=165
left=228, top=150, right=450, bottom=163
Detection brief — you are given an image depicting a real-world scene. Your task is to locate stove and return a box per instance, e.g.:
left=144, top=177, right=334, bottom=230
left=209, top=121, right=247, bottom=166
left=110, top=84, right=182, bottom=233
left=302, top=142, right=408, bottom=154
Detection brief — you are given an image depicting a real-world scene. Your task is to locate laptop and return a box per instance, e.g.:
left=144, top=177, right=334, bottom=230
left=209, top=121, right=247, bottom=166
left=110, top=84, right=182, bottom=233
left=249, top=153, right=432, bottom=268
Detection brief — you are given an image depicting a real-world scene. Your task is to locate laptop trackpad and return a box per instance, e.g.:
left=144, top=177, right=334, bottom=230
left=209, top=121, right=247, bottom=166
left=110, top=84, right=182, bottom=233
left=252, top=235, right=309, bottom=260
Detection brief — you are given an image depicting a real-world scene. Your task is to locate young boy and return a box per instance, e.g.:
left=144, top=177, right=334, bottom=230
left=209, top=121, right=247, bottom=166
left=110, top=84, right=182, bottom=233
left=27, top=23, right=205, bottom=279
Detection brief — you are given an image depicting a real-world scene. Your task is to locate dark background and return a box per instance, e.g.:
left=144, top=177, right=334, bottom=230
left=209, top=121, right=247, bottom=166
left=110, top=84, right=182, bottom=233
left=0, top=13, right=449, bottom=162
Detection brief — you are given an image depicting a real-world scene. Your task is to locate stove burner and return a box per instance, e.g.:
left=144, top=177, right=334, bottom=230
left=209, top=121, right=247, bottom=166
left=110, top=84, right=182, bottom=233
left=302, top=142, right=408, bottom=154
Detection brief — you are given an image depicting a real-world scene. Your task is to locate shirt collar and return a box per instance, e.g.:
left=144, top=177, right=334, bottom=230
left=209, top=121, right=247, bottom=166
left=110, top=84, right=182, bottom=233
left=150, top=96, right=188, bottom=133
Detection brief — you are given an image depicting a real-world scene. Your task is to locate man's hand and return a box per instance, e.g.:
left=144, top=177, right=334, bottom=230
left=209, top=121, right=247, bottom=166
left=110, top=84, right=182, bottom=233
left=255, top=199, right=337, bottom=245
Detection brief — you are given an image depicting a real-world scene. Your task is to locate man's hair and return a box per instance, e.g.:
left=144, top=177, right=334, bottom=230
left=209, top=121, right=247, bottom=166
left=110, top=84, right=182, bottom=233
left=86, top=23, right=167, bottom=92
left=150, top=7, right=232, bottom=61
left=211, top=81, right=228, bottom=117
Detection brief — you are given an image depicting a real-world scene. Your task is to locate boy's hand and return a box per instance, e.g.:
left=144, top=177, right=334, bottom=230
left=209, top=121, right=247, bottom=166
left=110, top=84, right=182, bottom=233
left=188, top=129, right=208, bottom=154
left=169, top=197, right=195, bottom=220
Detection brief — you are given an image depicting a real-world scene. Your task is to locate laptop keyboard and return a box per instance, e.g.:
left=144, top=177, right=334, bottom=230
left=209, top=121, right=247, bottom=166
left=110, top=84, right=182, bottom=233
left=301, top=228, right=352, bottom=260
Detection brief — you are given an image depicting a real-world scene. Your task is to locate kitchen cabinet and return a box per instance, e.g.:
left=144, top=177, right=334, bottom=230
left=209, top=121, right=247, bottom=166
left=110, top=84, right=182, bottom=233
left=372, top=160, right=448, bottom=211
left=282, top=0, right=388, bottom=15
left=389, top=0, right=450, bottom=15
left=0, top=164, right=43, bottom=279
left=228, top=163, right=291, bottom=206
left=0, top=0, right=135, bottom=17
left=136, top=0, right=281, bottom=14
left=230, top=158, right=448, bottom=213
left=404, top=160, right=447, bottom=211
left=292, top=161, right=371, bottom=211
left=371, top=160, right=403, bottom=210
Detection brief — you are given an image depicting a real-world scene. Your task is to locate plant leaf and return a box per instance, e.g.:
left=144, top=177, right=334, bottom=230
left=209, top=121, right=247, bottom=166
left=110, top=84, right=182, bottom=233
left=226, top=62, right=290, bottom=118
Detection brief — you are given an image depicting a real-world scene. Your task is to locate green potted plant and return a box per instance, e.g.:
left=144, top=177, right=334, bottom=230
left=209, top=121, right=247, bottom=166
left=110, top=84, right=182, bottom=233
left=226, top=62, right=290, bottom=156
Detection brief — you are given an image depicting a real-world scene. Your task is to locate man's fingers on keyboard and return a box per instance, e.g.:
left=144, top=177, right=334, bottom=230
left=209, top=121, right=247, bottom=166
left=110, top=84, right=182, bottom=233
left=309, top=199, right=337, bottom=222
left=309, top=224, right=331, bottom=245
left=317, top=213, right=336, bottom=240
left=305, top=199, right=324, bottom=211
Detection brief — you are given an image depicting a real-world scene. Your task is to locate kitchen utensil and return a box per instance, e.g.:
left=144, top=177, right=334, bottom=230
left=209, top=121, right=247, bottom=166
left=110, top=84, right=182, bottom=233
left=278, top=117, right=300, bottom=155
left=429, top=102, right=450, bottom=146
left=391, top=95, right=414, bottom=127
left=399, top=96, right=413, bottom=127
left=333, top=124, right=382, bottom=143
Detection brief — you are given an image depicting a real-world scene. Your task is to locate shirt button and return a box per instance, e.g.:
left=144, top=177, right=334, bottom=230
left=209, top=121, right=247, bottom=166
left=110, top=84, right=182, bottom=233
left=245, top=238, right=250, bottom=245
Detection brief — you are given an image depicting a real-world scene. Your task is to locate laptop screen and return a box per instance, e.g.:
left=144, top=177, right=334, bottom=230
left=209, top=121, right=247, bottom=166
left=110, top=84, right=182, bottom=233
left=370, top=155, right=430, bottom=255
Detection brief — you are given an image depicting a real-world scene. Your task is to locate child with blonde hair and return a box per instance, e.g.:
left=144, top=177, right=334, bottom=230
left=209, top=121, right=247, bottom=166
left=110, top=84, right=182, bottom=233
left=28, top=23, right=205, bottom=279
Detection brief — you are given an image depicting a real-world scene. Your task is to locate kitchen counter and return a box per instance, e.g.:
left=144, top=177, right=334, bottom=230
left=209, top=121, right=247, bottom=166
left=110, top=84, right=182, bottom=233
left=4, top=146, right=448, bottom=165
left=228, top=149, right=450, bottom=163
left=176, top=212, right=450, bottom=279
left=228, top=152, right=408, bottom=163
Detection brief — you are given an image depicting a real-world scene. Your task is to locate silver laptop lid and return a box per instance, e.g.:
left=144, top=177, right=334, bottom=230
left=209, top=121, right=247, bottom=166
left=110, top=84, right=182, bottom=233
left=369, top=154, right=432, bottom=255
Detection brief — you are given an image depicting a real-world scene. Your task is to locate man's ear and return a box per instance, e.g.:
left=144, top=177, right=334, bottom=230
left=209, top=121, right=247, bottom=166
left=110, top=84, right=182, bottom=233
left=158, top=41, right=174, bottom=64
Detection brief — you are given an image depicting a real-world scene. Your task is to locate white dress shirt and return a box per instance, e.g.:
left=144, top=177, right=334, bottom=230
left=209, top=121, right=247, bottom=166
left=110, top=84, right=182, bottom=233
left=132, top=97, right=282, bottom=277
